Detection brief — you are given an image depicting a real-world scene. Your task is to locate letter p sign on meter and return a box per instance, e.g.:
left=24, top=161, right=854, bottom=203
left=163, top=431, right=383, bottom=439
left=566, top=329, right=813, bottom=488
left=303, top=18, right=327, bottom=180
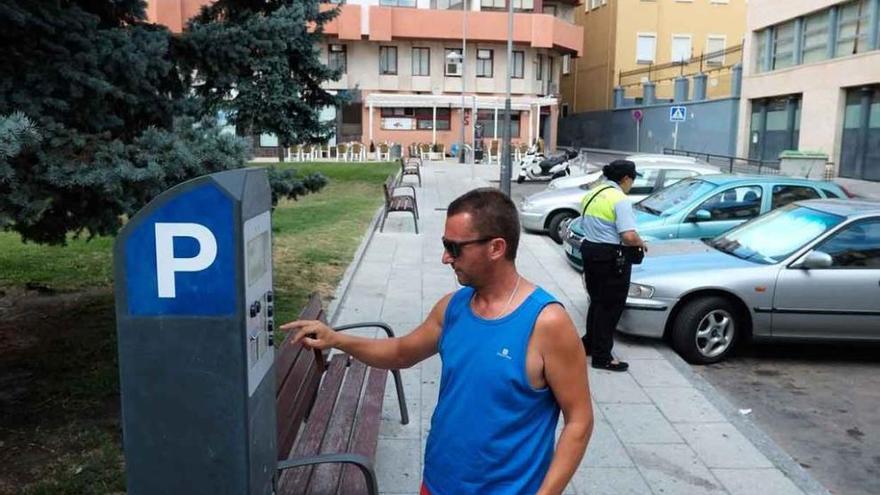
left=115, top=168, right=277, bottom=495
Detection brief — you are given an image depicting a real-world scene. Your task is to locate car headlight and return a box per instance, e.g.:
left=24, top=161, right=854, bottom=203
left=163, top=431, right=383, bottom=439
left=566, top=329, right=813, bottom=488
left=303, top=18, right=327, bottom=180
left=627, top=283, right=655, bottom=299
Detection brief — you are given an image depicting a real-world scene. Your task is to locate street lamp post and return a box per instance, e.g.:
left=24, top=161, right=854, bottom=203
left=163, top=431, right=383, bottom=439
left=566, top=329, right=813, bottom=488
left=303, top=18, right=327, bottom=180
left=446, top=48, right=466, bottom=163
left=500, top=0, right=514, bottom=195
left=458, top=1, right=468, bottom=164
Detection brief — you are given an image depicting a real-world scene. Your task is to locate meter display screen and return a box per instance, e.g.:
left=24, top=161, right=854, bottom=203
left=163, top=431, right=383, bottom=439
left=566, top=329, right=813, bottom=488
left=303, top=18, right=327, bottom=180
left=246, top=231, right=269, bottom=286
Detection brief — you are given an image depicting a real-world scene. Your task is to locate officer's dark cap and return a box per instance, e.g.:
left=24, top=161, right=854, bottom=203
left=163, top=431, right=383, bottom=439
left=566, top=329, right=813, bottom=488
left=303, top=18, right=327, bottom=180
left=603, top=160, right=642, bottom=182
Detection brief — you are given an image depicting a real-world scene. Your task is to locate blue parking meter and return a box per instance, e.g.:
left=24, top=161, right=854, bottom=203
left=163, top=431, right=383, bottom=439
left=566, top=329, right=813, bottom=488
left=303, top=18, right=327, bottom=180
left=114, top=168, right=276, bottom=494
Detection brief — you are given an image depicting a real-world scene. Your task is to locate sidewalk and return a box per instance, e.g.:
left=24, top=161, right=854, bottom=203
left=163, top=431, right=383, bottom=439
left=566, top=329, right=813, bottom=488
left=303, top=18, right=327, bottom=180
left=329, top=160, right=828, bottom=495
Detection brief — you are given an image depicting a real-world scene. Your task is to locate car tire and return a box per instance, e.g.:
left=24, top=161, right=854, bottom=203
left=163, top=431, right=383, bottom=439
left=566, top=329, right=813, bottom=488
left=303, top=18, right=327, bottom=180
left=516, top=176, right=525, bottom=184
left=547, top=211, right=576, bottom=244
left=671, top=296, right=739, bottom=364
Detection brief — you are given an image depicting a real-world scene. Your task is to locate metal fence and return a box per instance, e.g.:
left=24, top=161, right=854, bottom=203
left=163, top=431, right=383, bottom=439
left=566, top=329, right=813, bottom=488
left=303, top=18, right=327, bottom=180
left=663, top=148, right=781, bottom=176
left=619, top=44, right=743, bottom=95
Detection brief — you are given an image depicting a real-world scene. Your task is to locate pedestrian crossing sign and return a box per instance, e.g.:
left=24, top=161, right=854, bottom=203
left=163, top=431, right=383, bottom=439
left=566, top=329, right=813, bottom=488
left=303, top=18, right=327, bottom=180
left=670, top=106, right=687, bottom=122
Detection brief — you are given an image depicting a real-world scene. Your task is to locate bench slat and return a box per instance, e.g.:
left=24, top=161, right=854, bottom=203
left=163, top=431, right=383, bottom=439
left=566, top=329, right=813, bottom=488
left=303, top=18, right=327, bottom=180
left=278, top=354, right=348, bottom=493
left=306, top=359, right=369, bottom=495
left=336, top=365, right=388, bottom=495
left=276, top=346, right=322, bottom=459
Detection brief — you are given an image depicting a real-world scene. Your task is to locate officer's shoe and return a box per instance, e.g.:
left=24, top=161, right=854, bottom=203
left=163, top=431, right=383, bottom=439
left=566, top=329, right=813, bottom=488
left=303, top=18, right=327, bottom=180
left=591, top=359, right=629, bottom=372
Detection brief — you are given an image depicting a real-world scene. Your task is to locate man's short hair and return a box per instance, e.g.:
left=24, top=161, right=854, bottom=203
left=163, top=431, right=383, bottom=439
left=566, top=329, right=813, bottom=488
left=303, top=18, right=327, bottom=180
left=447, top=188, right=520, bottom=261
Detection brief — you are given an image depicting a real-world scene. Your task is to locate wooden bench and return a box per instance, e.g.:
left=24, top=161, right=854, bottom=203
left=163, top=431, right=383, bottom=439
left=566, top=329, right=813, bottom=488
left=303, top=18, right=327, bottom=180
left=276, top=293, right=409, bottom=495
left=400, top=157, right=422, bottom=187
left=380, top=175, right=419, bottom=234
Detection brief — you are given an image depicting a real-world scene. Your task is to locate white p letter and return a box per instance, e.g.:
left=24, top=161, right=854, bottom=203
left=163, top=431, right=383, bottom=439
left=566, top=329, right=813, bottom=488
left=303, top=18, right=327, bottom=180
left=155, top=223, right=218, bottom=298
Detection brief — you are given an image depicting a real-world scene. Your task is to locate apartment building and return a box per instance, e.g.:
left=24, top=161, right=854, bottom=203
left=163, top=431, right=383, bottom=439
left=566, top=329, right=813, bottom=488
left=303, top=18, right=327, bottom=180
left=560, top=0, right=746, bottom=113
left=146, top=0, right=583, bottom=154
left=736, top=0, right=880, bottom=181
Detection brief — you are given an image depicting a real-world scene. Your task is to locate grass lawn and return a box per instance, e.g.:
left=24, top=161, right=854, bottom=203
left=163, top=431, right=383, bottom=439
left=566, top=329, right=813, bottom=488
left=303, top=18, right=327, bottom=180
left=0, top=161, right=397, bottom=494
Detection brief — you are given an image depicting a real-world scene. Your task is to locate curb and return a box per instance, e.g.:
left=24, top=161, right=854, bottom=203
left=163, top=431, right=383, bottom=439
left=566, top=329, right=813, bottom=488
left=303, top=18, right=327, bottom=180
left=656, top=345, right=832, bottom=495
left=326, top=204, right=385, bottom=326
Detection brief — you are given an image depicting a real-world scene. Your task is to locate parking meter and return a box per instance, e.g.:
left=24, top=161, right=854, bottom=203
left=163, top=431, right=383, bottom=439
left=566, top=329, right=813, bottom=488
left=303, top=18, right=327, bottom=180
left=114, top=168, right=276, bottom=494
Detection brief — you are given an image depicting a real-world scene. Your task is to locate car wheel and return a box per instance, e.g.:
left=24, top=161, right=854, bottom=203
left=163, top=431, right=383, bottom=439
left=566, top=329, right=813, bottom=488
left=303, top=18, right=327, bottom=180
left=516, top=175, right=525, bottom=184
left=547, top=211, right=576, bottom=244
left=671, top=296, right=738, bottom=364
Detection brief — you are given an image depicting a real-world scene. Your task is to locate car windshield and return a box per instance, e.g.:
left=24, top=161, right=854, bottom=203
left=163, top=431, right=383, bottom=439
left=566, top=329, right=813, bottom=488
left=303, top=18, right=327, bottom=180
left=707, top=204, right=845, bottom=264
left=637, top=178, right=716, bottom=216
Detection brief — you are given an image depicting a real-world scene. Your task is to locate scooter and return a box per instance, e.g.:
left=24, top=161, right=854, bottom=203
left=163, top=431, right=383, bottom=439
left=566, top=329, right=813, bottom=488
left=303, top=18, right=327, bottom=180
left=516, top=146, right=579, bottom=183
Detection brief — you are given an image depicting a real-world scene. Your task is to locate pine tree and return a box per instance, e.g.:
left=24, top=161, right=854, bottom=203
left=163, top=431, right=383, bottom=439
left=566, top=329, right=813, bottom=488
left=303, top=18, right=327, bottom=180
left=0, top=1, right=336, bottom=245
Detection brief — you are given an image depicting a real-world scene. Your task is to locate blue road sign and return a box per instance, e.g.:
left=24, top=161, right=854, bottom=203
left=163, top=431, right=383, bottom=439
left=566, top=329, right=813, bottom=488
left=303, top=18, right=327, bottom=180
left=670, top=106, right=687, bottom=122
left=124, top=183, right=236, bottom=316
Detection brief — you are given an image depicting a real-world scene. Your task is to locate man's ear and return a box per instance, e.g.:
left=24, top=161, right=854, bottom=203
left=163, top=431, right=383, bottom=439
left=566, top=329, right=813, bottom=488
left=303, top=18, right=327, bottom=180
left=489, top=238, right=508, bottom=261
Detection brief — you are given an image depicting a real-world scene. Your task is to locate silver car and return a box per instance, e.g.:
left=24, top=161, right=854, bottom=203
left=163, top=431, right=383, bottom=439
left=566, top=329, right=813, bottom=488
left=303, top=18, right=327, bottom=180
left=620, top=199, right=880, bottom=364
left=519, top=161, right=721, bottom=243
left=546, top=153, right=710, bottom=191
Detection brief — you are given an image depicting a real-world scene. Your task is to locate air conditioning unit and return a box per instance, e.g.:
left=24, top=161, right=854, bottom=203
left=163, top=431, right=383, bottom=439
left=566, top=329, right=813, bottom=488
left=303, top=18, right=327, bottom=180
left=549, top=82, right=559, bottom=95
left=446, top=62, right=462, bottom=77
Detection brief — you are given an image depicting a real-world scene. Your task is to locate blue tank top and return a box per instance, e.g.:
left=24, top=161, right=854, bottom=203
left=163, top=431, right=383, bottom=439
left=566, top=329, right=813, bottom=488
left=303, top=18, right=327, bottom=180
left=423, top=286, right=562, bottom=495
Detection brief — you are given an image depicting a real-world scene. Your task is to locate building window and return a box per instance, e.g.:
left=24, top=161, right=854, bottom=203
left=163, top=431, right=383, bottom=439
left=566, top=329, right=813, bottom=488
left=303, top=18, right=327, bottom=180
left=536, top=54, right=544, bottom=80
left=802, top=9, right=830, bottom=64
left=412, top=47, right=430, bottom=76
left=705, top=36, right=725, bottom=66
left=379, top=46, right=398, bottom=75
left=328, top=44, right=347, bottom=73
left=836, top=0, right=874, bottom=57
left=771, top=21, right=795, bottom=70
left=513, top=0, right=534, bottom=9
left=379, top=0, right=416, bottom=6
left=445, top=48, right=463, bottom=76
left=562, top=53, right=571, bottom=74
left=840, top=85, right=880, bottom=181
left=755, top=30, right=768, bottom=72
left=637, top=33, right=656, bottom=64
left=589, top=0, right=603, bottom=8
left=476, top=49, right=494, bottom=77
left=416, top=108, right=451, bottom=130
left=748, top=95, right=802, bottom=162
left=380, top=108, right=450, bottom=131
left=259, top=134, right=279, bottom=147
left=432, top=0, right=469, bottom=9
left=477, top=110, right=521, bottom=138
left=562, top=104, right=569, bottom=117
left=548, top=56, right=555, bottom=83
left=671, top=34, right=692, bottom=63
left=512, top=50, right=525, bottom=78
left=544, top=4, right=557, bottom=16
left=482, top=0, right=533, bottom=10
left=481, top=0, right=504, bottom=7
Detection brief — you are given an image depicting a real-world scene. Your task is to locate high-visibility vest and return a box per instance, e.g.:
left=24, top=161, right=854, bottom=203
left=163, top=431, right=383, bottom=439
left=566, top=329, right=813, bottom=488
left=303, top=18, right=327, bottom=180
left=581, top=185, right=627, bottom=224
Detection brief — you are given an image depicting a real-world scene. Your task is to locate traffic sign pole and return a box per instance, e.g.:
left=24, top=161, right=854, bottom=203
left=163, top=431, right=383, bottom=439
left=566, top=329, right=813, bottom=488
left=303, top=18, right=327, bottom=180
left=673, top=121, right=679, bottom=150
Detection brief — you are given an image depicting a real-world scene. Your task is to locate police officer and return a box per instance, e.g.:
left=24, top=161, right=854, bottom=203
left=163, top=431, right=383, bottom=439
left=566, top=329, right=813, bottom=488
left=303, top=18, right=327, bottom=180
left=579, top=160, right=647, bottom=372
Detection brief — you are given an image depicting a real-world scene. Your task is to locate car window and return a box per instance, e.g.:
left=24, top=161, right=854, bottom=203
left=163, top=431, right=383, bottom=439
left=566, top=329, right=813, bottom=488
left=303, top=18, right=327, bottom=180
left=630, top=169, right=661, bottom=195
left=814, top=220, right=880, bottom=268
left=639, top=178, right=716, bottom=216
left=820, top=187, right=845, bottom=199
left=692, top=185, right=763, bottom=221
left=771, top=185, right=821, bottom=209
left=662, top=169, right=699, bottom=188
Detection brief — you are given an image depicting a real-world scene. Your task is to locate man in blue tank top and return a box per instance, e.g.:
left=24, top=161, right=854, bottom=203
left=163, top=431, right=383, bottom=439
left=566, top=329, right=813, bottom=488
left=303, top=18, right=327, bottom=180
left=283, top=188, right=594, bottom=494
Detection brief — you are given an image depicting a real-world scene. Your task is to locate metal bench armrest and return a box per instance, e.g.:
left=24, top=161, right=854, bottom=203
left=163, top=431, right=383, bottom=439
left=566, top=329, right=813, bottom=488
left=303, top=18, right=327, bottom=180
left=333, top=322, right=409, bottom=425
left=277, top=453, right=378, bottom=495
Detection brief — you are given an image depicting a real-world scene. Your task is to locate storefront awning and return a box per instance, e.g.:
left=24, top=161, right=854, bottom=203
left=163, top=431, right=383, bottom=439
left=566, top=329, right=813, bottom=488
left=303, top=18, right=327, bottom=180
left=364, top=93, right=558, bottom=111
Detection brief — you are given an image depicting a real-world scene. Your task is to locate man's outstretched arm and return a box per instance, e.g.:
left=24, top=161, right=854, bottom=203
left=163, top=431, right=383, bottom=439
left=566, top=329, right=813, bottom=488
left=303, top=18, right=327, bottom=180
left=279, top=293, right=451, bottom=370
left=535, top=305, right=594, bottom=495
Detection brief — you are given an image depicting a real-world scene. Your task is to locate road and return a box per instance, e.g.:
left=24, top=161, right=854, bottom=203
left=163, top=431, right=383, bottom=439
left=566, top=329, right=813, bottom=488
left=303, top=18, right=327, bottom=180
left=694, top=343, right=880, bottom=495
left=509, top=154, right=880, bottom=495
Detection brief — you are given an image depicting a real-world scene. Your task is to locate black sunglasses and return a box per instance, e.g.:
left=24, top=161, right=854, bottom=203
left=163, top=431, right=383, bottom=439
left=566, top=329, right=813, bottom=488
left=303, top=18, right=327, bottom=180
left=442, top=236, right=493, bottom=258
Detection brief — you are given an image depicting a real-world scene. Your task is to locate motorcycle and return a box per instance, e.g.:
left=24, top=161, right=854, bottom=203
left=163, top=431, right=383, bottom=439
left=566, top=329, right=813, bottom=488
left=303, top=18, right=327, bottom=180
left=516, top=146, right=579, bottom=183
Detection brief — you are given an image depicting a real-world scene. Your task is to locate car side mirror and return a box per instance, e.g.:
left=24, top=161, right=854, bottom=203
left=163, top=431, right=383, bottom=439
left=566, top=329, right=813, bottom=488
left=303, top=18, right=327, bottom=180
left=798, top=250, right=833, bottom=269
left=690, top=209, right=712, bottom=222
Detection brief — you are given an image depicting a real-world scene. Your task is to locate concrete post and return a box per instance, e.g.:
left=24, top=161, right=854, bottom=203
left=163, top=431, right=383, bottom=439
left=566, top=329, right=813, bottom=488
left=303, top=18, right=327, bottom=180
left=731, top=64, right=743, bottom=98
left=613, top=86, right=626, bottom=108
left=693, top=73, right=708, bottom=101
left=643, top=82, right=656, bottom=105
left=674, top=77, right=690, bottom=102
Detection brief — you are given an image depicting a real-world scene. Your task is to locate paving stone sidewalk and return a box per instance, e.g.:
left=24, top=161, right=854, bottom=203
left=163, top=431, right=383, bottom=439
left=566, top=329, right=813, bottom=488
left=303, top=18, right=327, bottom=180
left=329, top=160, right=828, bottom=495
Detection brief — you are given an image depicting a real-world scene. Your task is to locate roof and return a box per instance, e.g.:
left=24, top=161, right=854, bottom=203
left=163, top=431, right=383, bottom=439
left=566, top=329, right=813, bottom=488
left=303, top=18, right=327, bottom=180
left=799, top=199, right=880, bottom=217
left=695, top=174, right=838, bottom=186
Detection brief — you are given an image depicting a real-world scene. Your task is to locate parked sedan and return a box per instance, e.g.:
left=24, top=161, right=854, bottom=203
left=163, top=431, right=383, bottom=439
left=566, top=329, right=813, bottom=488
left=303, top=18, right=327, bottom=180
left=619, top=199, right=880, bottom=364
left=563, top=175, right=848, bottom=270
left=520, top=162, right=721, bottom=243
left=546, top=153, right=709, bottom=190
